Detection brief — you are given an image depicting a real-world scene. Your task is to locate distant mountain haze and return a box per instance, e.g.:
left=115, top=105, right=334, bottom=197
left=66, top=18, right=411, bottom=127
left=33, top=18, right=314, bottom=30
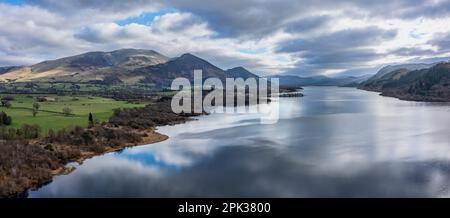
left=266, top=74, right=372, bottom=87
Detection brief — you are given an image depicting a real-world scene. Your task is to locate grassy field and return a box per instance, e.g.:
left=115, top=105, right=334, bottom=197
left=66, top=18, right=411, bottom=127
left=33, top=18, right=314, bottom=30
left=0, top=82, right=158, bottom=93
left=0, top=94, right=146, bottom=134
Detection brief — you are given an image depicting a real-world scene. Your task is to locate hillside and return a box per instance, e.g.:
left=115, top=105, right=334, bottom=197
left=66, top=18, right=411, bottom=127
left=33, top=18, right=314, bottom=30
left=133, top=53, right=228, bottom=86
left=0, top=66, right=19, bottom=74
left=359, top=63, right=438, bottom=91
left=0, top=49, right=169, bottom=83
left=359, top=61, right=450, bottom=101
left=225, top=67, right=260, bottom=79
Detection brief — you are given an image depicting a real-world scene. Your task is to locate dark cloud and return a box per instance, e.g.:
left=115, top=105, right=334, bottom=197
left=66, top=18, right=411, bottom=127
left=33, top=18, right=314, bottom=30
left=277, top=26, right=397, bottom=53
left=283, top=15, right=330, bottom=34
left=284, top=49, right=384, bottom=77
left=389, top=47, right=437, bottom=57
left=275, top=27, right=395, bottom=76
left=399, top=0, right=450, bottom=19
left=165, top=0, right=343, bottom=38
left=429, top=31, right=450, bottom=53
left=165, top=0, right=450, bottom=38
left=27, top=0, right=162, bottom=14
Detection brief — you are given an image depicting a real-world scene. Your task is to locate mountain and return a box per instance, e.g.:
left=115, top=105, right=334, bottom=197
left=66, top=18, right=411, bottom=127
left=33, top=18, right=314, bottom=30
left=0, top=66, right=19, bottom=75
left=0, top=48, right=169, bottom=83
left=360, top=63, right=437, bottom=91
left=359, top=61, right=450, bottom=101
left=225, top=67, right=259, bottom=79
left=267, top=74, right=371, bottom=87
left=0, top=50, right=265, bottom=87
left=339, top=75, right=373, bottom=87
left=133, top=53, right=228, bottom=86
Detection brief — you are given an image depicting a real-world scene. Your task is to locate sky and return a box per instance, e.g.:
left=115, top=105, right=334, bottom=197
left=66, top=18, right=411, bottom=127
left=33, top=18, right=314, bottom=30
left=1, top=0, right=450, bottom=77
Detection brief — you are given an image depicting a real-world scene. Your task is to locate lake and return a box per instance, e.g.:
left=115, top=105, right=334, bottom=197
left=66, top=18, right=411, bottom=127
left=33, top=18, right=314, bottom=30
left=29, top=87, right=450, bottom=197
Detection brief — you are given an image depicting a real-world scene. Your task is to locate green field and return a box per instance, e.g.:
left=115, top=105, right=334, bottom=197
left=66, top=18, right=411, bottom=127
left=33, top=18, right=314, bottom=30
left=0, top=95, right=146, bottom=134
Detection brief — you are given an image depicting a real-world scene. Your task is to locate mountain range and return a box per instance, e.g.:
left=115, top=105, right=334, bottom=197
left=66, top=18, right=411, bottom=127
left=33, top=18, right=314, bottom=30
left=1, top=48, right=450, bottom=101
left=0, top=48, right=372, bottom=88
left=0, top=49, right=170, bottom=83
left=0, top=49, right=262, bottom=86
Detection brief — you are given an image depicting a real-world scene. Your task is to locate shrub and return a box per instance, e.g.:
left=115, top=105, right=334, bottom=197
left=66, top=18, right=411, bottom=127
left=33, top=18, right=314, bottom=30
left=0, top=112, right=12, bottom=126
left=62, top=107, right=73, bottom=116
left=32, top=102, right=40, bottom=117
left=36, top=97, right=47, bottom=102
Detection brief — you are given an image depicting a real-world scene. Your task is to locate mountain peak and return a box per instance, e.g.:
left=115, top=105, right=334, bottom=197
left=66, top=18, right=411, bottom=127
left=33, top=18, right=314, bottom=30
left=226, top=66, right=259, bottom=79
left=111, top=48, right=159, bottom=55
left=178, top=53, right=202, bottom=61
left=229, top=66, right=247, bottom=71
left=173, top=53, right=218, bottom=68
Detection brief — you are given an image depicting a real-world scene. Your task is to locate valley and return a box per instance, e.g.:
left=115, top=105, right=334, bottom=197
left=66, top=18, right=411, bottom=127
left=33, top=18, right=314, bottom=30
left=0, top=47, right=449, bottom=198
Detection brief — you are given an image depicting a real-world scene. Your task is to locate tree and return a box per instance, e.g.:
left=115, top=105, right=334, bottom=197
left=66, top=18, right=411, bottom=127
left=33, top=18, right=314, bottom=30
left=88, top=112, right=94, bottom=127
left=32, top=102, right=40, bottom=117
left=1, top=100, right=9, bottom=107
left=3, top=113, right=12, bottom=125
left=62, top=107, right=72, bottom=116
left=1, top=96, right=13, bottom=107
left=0, top=112, right=12, bottom=125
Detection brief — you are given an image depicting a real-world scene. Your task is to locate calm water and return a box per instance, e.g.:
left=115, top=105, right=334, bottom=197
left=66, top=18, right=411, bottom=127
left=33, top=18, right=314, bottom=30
left=29, top=87, right=450, bottom=197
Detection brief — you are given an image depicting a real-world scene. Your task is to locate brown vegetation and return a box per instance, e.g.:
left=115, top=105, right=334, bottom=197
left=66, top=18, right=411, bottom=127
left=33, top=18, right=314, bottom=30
left=0, top=100, right=192, bottom=197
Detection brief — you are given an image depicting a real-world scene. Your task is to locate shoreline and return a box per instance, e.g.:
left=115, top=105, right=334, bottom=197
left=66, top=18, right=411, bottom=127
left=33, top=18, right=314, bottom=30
left=19, top=128, right=170, bottom=198
left=357, top=87, right=450, bottom=102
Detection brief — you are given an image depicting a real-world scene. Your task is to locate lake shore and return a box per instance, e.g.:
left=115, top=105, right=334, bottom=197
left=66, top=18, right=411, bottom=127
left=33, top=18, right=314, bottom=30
left=0, top=100, right=196, bottom=198
left=4, top=128, right=170, bottom=198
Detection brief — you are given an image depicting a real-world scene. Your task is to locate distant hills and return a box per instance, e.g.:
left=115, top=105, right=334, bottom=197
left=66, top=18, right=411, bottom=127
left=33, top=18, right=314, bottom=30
left=359, top=61, right=450, bottom=101
left=0, top=48, right=369, bottom=88
left=359, top=63, right=436, bottom=91
left=266, top=74, right=371, bottom=87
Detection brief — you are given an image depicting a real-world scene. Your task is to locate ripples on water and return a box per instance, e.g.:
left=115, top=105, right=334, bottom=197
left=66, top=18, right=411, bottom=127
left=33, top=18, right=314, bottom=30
left=29, top=87, right=450, bottom=197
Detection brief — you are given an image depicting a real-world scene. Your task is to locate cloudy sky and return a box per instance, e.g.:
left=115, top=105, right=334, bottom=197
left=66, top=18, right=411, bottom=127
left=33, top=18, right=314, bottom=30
left=1, top=0, right=450, bottom=77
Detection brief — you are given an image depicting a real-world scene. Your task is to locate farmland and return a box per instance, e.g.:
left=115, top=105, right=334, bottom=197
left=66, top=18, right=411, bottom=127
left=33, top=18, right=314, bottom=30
left=0, top=94, right=146, bottom=134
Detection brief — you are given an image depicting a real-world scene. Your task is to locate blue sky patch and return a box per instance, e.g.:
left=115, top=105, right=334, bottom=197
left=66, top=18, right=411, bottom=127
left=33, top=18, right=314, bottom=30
left=115, top=8, right=178, bottom=26
left=0, top=0, right=24, bottom=5
left=239, top=48, right=266, bottom=55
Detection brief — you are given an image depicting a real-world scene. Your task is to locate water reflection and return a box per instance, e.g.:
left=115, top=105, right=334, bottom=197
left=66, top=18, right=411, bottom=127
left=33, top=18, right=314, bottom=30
left=29, top=87, right=450, bottom=197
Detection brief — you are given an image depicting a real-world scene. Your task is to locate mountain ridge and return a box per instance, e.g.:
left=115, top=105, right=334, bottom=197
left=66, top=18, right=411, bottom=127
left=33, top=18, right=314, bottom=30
left=358, top=61, right=450, bottom=101
left=0, top=48, right=169, bottom=83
